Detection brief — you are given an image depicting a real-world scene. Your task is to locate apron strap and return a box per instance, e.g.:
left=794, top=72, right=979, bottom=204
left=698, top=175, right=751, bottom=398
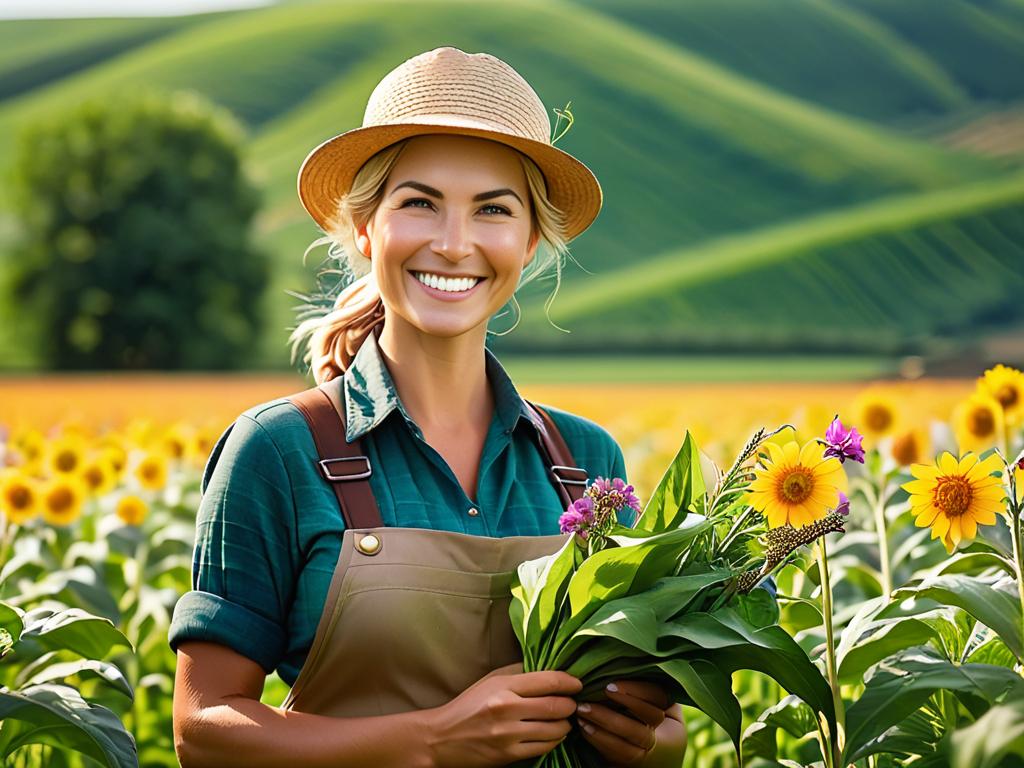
left=523, top=400, right=589, bottom=507
left=288, top=384, right=384, bottom=530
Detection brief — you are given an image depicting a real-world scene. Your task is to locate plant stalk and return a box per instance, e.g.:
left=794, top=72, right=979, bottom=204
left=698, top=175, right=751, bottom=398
left=872, top=475, right=893, bottom=598
left=1009, top=513, right=1024, bottom=671
left=816, top=538, right=845, bottom=767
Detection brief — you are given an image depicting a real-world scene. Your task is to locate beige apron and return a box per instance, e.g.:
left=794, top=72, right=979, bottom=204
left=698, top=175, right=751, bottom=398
left=280, top=381, right=588, bottom=719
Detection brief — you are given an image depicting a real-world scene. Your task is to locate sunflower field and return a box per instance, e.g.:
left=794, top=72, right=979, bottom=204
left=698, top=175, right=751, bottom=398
left=1, top=365, right=1023, bottom=768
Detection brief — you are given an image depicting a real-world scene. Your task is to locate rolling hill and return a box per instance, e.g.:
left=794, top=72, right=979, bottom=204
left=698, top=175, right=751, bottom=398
left=0, top=0, right=1020, bottom=370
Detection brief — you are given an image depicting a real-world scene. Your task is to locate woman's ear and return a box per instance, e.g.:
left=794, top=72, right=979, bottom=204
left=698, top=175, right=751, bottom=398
left=525, top=228, right=540, bottom=268
left=355, top=222, right=372, bottom=258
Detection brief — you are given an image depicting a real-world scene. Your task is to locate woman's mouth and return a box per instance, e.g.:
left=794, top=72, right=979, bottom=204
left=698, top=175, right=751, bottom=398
left=409, top=270, right=486, bottom=301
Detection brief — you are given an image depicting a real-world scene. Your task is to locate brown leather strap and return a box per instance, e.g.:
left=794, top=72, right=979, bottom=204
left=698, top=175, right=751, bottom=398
left=523, top=400, right=589, bottom=507
left=289, top=385, right=384, bottom=530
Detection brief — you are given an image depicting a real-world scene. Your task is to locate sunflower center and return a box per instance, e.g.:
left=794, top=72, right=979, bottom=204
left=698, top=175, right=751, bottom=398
left=864, top=405, right=893, bottom=433
left=55, top=450, right=78, bottom=472
left=967, top=407, right=996, bottom=437
left=7, top=485, right=32, bottom=510
left=995, top=384, right=1018, bottom=409
left=141, top=463, right=160, bottom=481
left=935, top=476, right=972, bottom=518
left=891, top=432, right=921, bottom=467
left=84, top=467, right=103, bottom=488
left=779, top=468, right=814, bottom=504
left=48, top=487, right=74, bottom=513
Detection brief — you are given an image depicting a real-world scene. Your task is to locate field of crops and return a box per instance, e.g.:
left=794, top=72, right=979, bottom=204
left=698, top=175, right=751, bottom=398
left=2, top=366, right=1023, bottom=767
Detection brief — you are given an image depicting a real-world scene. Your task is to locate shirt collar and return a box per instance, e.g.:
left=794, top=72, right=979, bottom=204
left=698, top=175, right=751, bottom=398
left=343, top=327, right=539, bottom=443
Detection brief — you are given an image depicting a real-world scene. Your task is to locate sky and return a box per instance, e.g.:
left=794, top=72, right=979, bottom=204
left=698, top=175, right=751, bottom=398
left=0, top=0, right=274, bottom=19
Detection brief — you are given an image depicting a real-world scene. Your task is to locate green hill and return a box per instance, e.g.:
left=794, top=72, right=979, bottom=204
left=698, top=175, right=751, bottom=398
left=0, top=0, right=1019, bottom=369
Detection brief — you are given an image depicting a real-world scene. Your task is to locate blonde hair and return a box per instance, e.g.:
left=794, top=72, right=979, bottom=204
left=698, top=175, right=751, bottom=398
left=288, top=137, right=574, bottom=384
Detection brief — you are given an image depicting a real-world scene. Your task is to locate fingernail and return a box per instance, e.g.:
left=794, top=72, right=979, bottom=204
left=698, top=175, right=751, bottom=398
left=606, top=683, right=618, bottom=693
left=577, top=703, right=591, bottom=714
left=581, top=721, right=595, bottom=734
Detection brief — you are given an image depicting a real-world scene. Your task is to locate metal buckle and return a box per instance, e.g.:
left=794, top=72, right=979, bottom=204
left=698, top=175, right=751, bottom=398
left=319, top=456, right=372, bottom=481
left=551, top=465, right=589, bottom=485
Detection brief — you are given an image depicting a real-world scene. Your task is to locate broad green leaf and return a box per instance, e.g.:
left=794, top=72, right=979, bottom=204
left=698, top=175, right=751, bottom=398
left=741, top=695, right=818, bottom=763
left=22, top=659, right=134, bottom=701
left=951, top=697, right=1024, bottom=768
left=837, top=615, right=941, bottom=684
left=510, top=534, right=576, bottom=667
left=659, top=658, right=741, bottom=753
left=635, top=431, right=706, bottom=533
left=557, top=519, right=710, bottom=647
left=0, top=601, right=24, bottom=644
left=735, top=587, right=780, bottom=628
left=893, top=574, right=1023, bottom=661
left=844, top=647, right=1024, bottom=762
left=20, top=606, right=133, bottom=659
left=967, top=636, right=1019, bottom=669
left=0, top=684, right=137, bottom=768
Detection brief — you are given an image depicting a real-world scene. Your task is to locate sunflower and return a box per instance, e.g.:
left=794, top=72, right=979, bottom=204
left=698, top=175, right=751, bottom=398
left=11, top=428, right=45, bottom=468
left=1, top=470, right=39, bottom=525
left=854, top=390, right=899, bottom=441
left=890, top=426, right=930, bottom=468
left=746, top=440, right=849, bottom=528
left=41, top=476, right=87, bottom=527
left=46, top=435, right=88, bottom=476
left=953, top=392, right=1003, bottom=453
left=134, top=453, right=168, bottom=492
left=97, top=434, right=128, bottom=476
left=902, top=452, right=1006, bottom=554
left=115, top=494, right=149, bottom=527
left=159, top=422, right=193, bottom=461
left=80, top=454, right=117, bottom=496
left=976, top=364, right=1024, bottom=428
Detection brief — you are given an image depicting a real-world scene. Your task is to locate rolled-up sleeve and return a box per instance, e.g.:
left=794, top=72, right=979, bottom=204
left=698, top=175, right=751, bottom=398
left=168, top=414, right=296, bottom=674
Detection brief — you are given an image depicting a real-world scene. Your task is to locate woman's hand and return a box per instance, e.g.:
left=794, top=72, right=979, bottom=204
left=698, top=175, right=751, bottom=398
left=574, top=679, right=675, bottom=767
left=422, top=663, right=582, bottom=768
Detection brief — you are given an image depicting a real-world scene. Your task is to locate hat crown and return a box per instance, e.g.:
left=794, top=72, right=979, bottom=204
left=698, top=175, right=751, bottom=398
left=362, top=46, right=551, bottom=144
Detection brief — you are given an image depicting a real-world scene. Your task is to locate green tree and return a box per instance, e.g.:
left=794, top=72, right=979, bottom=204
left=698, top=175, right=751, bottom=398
left=6, top=89, right=269, bottom=369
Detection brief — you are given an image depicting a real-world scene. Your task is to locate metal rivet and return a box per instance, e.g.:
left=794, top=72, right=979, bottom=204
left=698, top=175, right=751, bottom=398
left=467, top=507, right=479, bottom=517
left=356, top=534, right=382, bottom=555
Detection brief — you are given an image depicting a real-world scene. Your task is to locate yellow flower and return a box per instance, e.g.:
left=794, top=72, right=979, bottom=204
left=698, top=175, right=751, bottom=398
left=890, top=426, right=930, bottom=468
left=41, top=476, right=87, bottom=527
left=134, top=453, right=168, bottom=492
left=10, top=428, right=45, bottom=467
left=953, top=392, right=1004, bottom=454
left=854, top=390, right=898, bottom=441
left=115, top=494, right=148, bottom=527
left=80, top=454, right=117, bottom=496
left=159, top=422, right=193, bottom=461
left=976, top=364, right=1024, bottom=428
left=902, top=452, right=1006, bottom=554
left=97, top=434, right=128, bottom=476
left=46, top=435, right=88, bottom=476
left=186, top=424, right=221, bottom=468
left=746, top=440, right=849, bottom=528
left=1, top=470, right=39, bottom=525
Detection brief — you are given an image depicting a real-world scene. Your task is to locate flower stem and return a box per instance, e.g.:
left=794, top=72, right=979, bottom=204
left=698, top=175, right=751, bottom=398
left=816, top=538, right=845, bottom=766
left=1009, top=513, right=1024, bottom=670
left=872, top=475, right=893, bottom=598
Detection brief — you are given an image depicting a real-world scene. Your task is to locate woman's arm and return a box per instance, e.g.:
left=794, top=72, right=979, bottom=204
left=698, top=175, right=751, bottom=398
left=173, top=641, right=581, bottom=768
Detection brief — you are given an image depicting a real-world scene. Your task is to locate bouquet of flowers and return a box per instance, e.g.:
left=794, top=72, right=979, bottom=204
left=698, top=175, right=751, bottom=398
left=511, top=420, right=862, bottom=767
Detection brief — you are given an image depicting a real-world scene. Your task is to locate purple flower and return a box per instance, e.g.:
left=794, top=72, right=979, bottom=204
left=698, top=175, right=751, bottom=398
left=833, top=491, right=850, bottom=516
left=559, top=496, right=595, bottom=535
left=820, top=415, right=865, bottom=464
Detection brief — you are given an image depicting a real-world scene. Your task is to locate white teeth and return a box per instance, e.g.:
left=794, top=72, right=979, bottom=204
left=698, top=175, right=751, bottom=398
left=413, top=272, right=481, bottom=293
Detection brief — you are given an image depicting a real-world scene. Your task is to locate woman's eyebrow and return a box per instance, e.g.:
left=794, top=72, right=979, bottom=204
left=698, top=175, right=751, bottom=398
left=391, top=180, right=523, bottom=205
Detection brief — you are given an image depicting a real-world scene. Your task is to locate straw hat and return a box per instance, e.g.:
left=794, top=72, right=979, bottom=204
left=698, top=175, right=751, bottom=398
left=296, top=46, right=603, bottom=242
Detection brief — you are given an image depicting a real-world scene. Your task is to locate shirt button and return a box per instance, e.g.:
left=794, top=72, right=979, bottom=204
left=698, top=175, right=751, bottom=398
left=467, top=507, right=479, bottom=517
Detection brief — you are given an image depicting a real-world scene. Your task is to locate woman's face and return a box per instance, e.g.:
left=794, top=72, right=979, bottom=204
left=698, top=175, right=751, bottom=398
left=356, top=134, right=539, bottom=340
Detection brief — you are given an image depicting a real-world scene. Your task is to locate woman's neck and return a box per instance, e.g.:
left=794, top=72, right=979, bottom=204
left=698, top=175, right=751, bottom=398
left=375, top=318, right=494, bottom=436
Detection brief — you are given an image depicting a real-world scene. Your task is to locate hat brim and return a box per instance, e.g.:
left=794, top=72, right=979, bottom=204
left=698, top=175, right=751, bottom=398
left=297, top=120, right=603, bottom=242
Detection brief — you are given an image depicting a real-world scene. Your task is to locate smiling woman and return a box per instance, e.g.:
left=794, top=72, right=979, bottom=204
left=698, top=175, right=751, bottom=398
left=169, top=46, right=686, bottom=768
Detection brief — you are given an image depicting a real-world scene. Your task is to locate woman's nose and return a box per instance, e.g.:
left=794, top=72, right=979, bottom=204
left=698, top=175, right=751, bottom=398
left=431, top=211, right=474, bottom=262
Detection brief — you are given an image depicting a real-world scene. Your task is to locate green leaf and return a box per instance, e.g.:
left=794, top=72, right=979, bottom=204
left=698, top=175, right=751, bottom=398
left=837, top=614, right=942, bottom=684
left=0, top=602, right=24, bottom=644
left=659, top=658, right=742, bottom=754
left=19, top=606, right=133, bottom=659
left=893, top=574, right=1023, bottom=661
left=0, top=684, right=137, bottom=767
left=735, top=587, right=780, bottom=628
left=844, top=647, right=1024, bottom=762
left=742, top=695, right=819, bottom=763
left=950, top=697, right=1024, bottom=768
left=509, top=534, right=578, bottom=668
left=21, top=659, right=134, bottom=701
left=635, top=431, right=706, bottom=533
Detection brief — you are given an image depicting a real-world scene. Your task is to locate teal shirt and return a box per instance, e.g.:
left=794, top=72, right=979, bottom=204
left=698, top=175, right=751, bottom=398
left=168, top=332, right=630, bottom=686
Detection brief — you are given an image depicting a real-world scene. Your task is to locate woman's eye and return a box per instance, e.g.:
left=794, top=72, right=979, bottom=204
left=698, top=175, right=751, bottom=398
left=481, top=204, right=511, bottom=215
left=402, top=198, right=433, bottom=209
